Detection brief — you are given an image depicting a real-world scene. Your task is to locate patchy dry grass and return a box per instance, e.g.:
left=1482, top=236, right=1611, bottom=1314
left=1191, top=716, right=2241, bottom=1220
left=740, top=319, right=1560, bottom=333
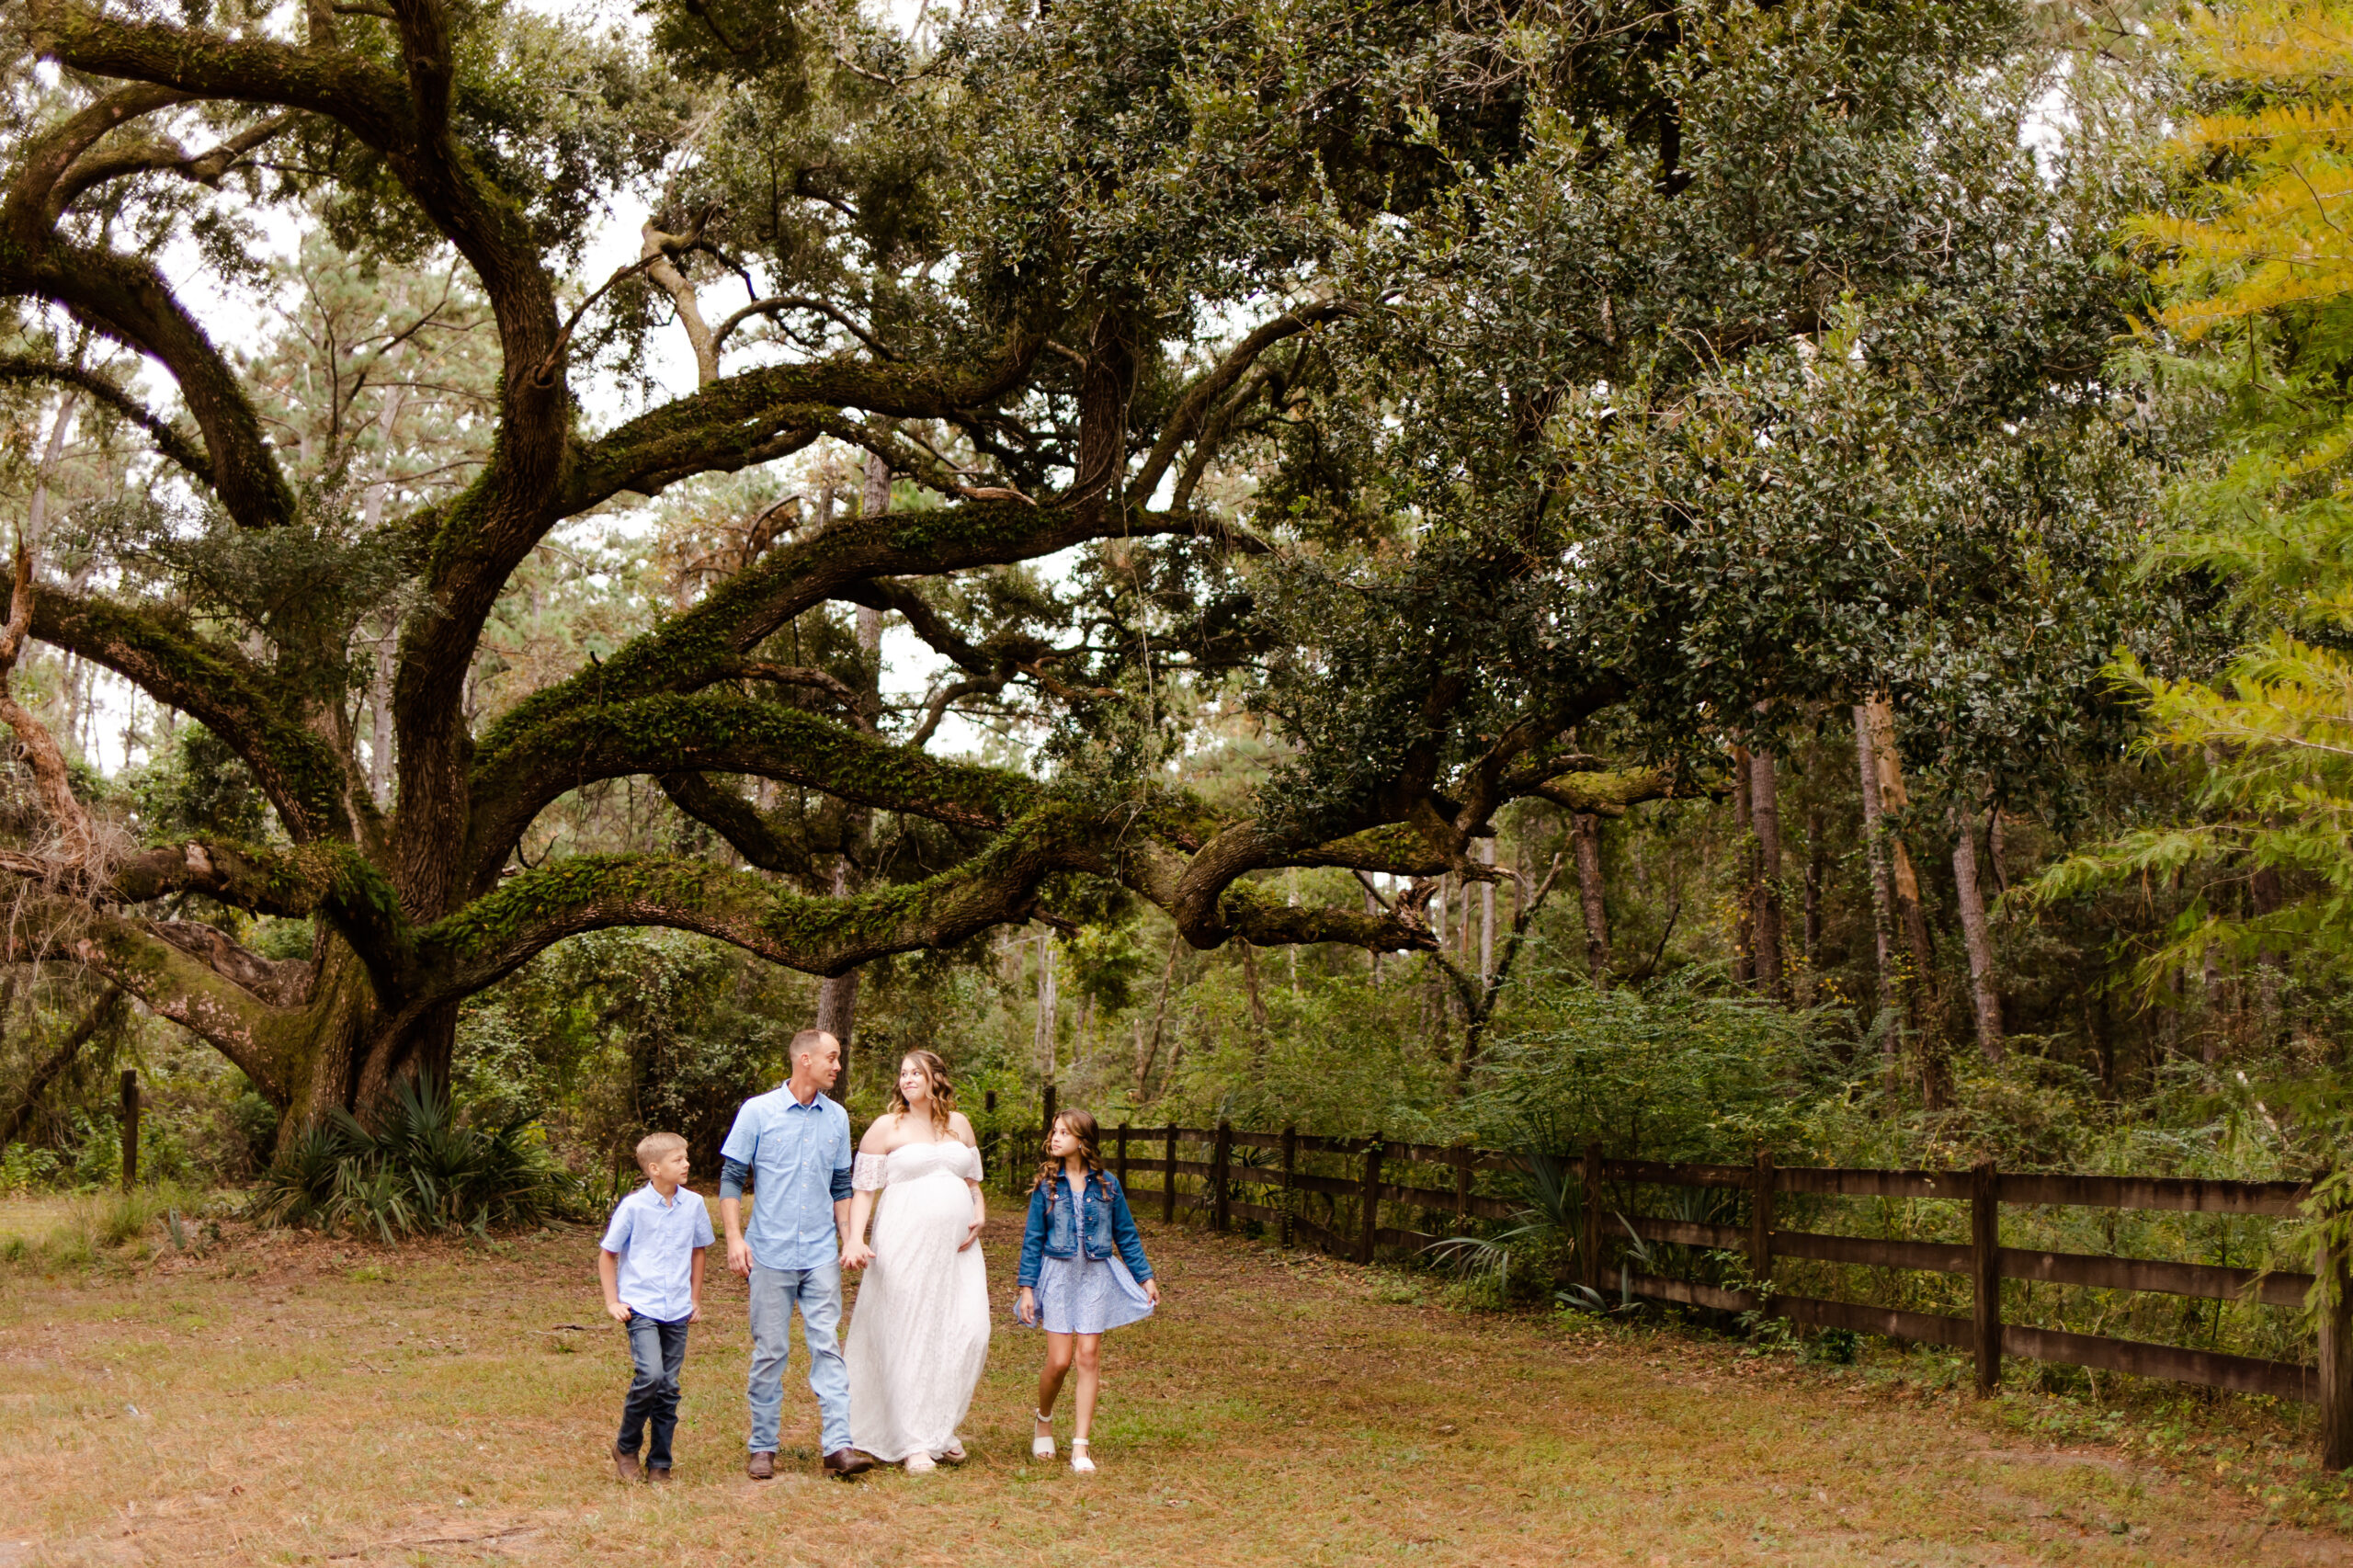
left=1, top=1202, right=2348, bottom=1567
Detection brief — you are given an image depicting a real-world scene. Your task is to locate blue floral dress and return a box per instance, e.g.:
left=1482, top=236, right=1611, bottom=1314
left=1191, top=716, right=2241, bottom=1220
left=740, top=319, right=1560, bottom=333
left=1030, top=1176, right=1154, bottom=1335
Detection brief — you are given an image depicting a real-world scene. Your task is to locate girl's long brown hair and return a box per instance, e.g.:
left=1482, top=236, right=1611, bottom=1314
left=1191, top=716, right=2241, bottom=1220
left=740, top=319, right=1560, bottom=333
left=889, top=1049, right=957, bottom=1136
left=1031, top=1108, right=1105, bottom=1197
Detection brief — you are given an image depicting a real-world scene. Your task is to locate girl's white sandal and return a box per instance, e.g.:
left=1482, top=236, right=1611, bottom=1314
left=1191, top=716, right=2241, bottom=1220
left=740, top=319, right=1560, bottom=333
left=1069, top=1438, right=1095, bottom=1474
left=904, top=1452, right=937, bottom=1474
left=1031, top=1413, right=1055, bottom=1460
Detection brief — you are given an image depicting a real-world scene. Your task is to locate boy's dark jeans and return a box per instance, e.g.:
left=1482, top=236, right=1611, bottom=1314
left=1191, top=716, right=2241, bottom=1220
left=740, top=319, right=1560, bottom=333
left=618, top=1313, right=690, bottom=1470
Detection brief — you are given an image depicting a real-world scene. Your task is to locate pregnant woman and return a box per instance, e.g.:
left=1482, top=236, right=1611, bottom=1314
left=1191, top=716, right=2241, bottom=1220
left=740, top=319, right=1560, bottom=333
left=841, top=1049, right=991, bottom=1471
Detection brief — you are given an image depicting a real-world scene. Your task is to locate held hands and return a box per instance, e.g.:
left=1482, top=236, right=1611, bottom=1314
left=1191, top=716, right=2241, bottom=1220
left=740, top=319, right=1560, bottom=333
left=604, top=1299, right=632, bottom=1324
left=841, top=1239, right=875, bottom=1271
left=1016, top=1286, right=1038, bottom=1326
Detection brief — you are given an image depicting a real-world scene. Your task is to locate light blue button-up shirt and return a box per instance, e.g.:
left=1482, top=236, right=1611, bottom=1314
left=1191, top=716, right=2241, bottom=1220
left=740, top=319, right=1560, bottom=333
left=719, top=1085, right=852, bottom=1272
left=598, top=1183, right=713, bottom=1323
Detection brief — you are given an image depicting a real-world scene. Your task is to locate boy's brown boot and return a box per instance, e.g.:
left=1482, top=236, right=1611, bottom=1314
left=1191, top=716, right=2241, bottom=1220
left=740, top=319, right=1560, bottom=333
left=746, top=1451, right=776, bottom=1481
left=613, top=1446, right=645, bottom=1483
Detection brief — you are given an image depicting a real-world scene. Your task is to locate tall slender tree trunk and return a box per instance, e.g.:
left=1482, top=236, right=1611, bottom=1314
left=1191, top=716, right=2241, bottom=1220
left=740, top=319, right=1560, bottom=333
left=1033, top=932, right=1058, bottom=1088
left=1864, top=701, right=1935, bottom=986
left=1478, top=838, right=1495, bottom=984
left=1802, top=804, right=1824, bottom=1000
left=1241, top=940, right=1269, bottom=1066
left=1749, top=740, right=1784, bottom=1002
left=1949, top=800, right=2004, bottom=1062
left=1571, top=812, right=1610, bottom=984
left=813, top=449, right=892, bottom=1093
left=1863, top=694, right=1944, bottom=1104
left=1854, top=705, right=1902, bottom=1062
left=1137, top=931, right=1180, bottom=1097
left=1732, top=744, right=1755, bottom=986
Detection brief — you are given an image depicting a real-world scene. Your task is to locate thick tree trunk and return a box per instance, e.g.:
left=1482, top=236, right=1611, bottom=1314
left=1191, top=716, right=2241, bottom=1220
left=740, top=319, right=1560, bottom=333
left=1749, top=742, right=1784, bottom=1002
left=1950, top=801, right=2004, bottom=1062
left=1571, top=811, right=1610, bottom=984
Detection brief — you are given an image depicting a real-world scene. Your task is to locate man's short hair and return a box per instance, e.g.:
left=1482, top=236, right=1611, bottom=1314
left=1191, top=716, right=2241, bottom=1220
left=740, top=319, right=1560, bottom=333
left=790, top=1028, right=837, bottom=1062
left=635, top=1131, right=688, bottom=1170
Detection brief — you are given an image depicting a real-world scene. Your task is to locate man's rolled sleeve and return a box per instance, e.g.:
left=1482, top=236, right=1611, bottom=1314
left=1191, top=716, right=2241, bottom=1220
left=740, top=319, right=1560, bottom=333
left=720, top=1156, right=753, bottom=1201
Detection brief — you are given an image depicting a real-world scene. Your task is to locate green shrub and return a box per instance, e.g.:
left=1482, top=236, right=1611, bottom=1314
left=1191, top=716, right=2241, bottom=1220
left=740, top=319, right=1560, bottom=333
left=0, top=1142, right=62, bottom=1195
left=249, top=1076, right=585, bottom=1238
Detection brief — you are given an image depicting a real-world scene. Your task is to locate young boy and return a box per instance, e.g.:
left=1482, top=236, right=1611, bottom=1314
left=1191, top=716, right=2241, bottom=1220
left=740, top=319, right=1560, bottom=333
left=597, top=1131, right=713, bottom=1482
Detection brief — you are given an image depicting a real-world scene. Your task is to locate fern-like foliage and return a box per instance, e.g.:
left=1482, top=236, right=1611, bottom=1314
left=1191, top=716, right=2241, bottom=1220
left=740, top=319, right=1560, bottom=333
left=2030, top=4, right=2353, bottom=990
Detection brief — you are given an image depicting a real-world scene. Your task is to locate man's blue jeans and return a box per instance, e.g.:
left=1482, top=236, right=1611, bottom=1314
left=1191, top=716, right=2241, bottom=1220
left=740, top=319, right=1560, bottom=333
left=618, top=1314, right=690, bottom=1469
left=745, top=1260, right=850, bottom=1455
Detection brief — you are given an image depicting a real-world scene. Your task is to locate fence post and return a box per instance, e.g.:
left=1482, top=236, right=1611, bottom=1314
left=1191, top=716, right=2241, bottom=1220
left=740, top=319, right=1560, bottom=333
left=1972, top=1158, right=2002, bottom=1397
left=2323, top=1180, right=2353, bottom=1469
left=1212, top=1120, right=1233, bottom=1233
left=1454, top=1143, right=1472, bottom=1223
left=119, top=1070, right=139, bottom=1192
left=1116, top=1123, right=1130, bottom=1188
left=1581, top=1142, right=1602, bottom=1293
left=1280, top=1126, right=1298, bottom=1247
left=1358, top=1135, right=1383, bottom=1265
left=1749, top=1147, right=1774, bottom=1288
left=1163, top=1123, right=1177, bottom=1224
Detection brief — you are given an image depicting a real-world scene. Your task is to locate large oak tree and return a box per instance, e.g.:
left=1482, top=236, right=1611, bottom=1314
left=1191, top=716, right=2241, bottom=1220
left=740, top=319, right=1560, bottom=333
left=0, top=0, right=2119, bottom=1130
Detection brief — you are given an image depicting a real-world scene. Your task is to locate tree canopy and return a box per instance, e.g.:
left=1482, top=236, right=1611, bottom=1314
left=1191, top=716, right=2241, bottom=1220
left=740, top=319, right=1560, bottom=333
left=0, top=0, right=2161, bottom=1131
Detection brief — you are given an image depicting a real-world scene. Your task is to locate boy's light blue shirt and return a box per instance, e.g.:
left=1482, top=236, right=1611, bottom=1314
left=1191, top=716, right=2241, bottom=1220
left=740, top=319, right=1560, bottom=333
left=598, top=1182, right=713, bottom=1324
left=718, top=1085, right=852, bottom=1272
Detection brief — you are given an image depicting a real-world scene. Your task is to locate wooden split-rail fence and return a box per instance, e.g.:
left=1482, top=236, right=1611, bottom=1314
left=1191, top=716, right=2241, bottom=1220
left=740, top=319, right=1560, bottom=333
left=997, top=1116, right=2353, bottom=1464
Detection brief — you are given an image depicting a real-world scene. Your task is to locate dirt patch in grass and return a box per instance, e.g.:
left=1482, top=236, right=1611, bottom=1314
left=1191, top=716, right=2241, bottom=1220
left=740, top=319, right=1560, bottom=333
left=1, top=1213, right=2347, bottom=1566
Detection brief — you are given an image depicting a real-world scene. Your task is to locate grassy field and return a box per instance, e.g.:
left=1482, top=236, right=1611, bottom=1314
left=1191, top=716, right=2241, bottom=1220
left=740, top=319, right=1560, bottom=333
left=2, top=1199, right=2348, bottom=1567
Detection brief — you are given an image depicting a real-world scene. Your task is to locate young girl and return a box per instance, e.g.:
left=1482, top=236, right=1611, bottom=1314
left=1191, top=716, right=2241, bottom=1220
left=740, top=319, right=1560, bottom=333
left=1015, top=1108, right=1161, bottom=1473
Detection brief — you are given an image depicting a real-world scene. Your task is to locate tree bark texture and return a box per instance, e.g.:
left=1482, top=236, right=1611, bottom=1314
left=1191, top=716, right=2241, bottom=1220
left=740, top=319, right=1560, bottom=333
left=1732, top=745, right=1755, bottom=987
left=1950, top=801, right=2004, bottom=1062
left=1571, top=812, right=1610, bottom=984
left=1853, top=705, right=1902, bottom=1038
left=1749, top=741, right=1784, bottom=1002
left=1803, top=804, right=1824, bottom=995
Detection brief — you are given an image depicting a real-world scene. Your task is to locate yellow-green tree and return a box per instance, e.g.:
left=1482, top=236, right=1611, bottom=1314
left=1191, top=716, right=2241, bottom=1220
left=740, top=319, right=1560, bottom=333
left=2035, top=3, right=2353, bottom=982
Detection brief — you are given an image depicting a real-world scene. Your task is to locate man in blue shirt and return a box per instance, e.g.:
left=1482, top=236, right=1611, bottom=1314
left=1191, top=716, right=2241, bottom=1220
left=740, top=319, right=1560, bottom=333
left=719, top=1028, right=874, bottom=1480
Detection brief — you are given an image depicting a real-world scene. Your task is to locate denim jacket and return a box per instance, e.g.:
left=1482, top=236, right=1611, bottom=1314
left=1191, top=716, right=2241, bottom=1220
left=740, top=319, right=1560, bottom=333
left=1016, top=1167, right=1153, bottom=1289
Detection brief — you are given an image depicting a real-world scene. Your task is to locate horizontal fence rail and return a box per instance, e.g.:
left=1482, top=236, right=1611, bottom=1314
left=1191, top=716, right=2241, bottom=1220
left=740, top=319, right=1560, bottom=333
left=991, top=1117, right=2351, bottom=1465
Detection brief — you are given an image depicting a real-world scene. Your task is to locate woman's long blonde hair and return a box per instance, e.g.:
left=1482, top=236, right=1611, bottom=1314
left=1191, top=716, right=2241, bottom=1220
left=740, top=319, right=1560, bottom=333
left=890, top=1049, right=957, bottom=1135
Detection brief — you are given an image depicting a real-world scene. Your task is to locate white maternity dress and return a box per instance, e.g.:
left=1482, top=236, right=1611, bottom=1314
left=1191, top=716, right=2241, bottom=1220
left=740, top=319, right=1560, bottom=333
left=844, top=1140, right=991, bottom=1462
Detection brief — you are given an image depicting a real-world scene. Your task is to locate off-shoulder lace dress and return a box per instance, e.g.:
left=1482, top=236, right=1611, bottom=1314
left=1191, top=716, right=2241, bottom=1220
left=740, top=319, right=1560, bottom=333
left=843, top=1139, right=989, bottom=1462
